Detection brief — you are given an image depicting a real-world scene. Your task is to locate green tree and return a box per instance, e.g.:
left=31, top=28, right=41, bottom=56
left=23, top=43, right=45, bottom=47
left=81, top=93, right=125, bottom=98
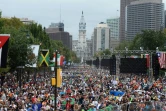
left=115, top=41, right=131, bottom=50
left=102, top=49, right=111, bottom=55
left=130, top=30, right=166, bottom=50
left=1, top=26, right=33, bottom=70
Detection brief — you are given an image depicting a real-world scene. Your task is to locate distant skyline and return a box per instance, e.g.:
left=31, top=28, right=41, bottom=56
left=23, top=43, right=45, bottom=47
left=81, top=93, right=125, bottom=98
left=0, top=0, right=166, bottom=40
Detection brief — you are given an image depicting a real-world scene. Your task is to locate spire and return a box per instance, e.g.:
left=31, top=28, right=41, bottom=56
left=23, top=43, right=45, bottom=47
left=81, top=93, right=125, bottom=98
left=80, top=11, right=85, bottom=23
left=79, top=11, right=86, bottom=30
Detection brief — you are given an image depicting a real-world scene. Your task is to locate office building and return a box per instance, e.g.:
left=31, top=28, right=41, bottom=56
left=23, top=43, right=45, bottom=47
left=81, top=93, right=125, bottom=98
left=46, top=22, right=72, bottom=50
left=107, top=18, right=120, bottom=48
left=120, top=0, right=138, bottom=41
left=126, top=0, right=164, bottom=41
left=92, top=22, right=110, bottom=56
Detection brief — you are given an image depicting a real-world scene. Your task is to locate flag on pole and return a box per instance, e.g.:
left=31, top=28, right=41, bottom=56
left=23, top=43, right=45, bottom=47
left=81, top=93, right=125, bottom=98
left=141, top=54, right=150, bottom=68
left=60, top=55, right=64, bottom=66
left=158, top=52, right=166, bottom=69
left=57, top=54, right=61, bottom=66
left=0, top=34, right=10, bottom=68
left=39, top=49, right=49, bottom=67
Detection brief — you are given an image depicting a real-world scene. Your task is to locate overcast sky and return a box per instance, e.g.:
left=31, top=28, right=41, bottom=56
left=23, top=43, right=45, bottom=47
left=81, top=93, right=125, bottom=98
left=0, top=0, right=166, bottom=40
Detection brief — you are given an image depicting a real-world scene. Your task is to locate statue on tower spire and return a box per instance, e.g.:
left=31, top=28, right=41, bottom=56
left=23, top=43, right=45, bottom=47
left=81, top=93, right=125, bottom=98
left=82, top=11, right=83, bottom=15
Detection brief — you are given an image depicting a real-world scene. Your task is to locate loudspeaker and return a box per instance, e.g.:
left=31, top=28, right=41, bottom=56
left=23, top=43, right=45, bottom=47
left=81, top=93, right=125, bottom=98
left=110, top=55, right=116, bottom=75
left=152, top=54, right=159, bottom=76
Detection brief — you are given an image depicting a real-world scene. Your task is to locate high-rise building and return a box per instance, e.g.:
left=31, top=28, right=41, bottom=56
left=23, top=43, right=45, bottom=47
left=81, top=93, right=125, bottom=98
left=126, top=0, right=164, bottom=41
left=107, top=18, right=120, bottom=40
left=107, top=18, right=120, bottom=49
left=119, top=0, right=138, bottom=42
left=46, top=22, right=64, bottom=33
left=49, top=22, right=64, bottom=31
left=46, top=22, right=72, bottom=50
left=92, top=22, right=110, bottom=56
left=86, top=39, right=92, bottom=58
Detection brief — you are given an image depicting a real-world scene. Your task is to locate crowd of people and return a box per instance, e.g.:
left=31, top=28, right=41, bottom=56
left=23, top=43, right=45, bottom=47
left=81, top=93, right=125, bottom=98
left=0, top=68, right=166, bottom=111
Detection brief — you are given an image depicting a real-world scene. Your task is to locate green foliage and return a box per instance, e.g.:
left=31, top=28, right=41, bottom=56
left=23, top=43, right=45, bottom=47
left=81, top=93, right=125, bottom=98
left=130, top=30, right=166, bottom=50
left=115, top=41, right=131, bottom=50
left=116, top=30, right=166, bottom=51
left=0, top=16, right=77, bottom=71
left=1, top=26, right=33, bottom=70
left=0, top=67, right=10, bottom=73
left=102, top=49, right=111, bottom=55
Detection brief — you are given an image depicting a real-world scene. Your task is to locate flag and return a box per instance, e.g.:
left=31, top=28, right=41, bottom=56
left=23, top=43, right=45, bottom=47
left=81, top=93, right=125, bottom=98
left=39, top=49, right=49, bottom=67
left=0, top=34, right=10, bottom=68
left=158, top=52, right=166, bottom=69
left=57, top=54, right=61, bottom=66
left=26, top=45, right=40, bottom=68
left=50, top=53, right=64, bottom=67
left=60, top=55, right=64, bottom=66
left=141, top=54, right=150, bottom=68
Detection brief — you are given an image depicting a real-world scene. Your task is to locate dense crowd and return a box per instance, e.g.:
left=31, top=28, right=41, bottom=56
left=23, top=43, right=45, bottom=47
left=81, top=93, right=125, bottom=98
left=0, top=68, right=166, bottom=111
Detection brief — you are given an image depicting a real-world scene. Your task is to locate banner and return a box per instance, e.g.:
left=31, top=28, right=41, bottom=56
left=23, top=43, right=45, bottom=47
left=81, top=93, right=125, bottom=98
left=50, top=53, right=64, bottom=67
left=141, top=54, right=150, bottom=68
left=26, top=45, right=40, bottom=68
left=158, top=52, right=166, bottom=69
left=39, top=49, right=49, bottom=67
left=0, top=34, right=10, bottom=68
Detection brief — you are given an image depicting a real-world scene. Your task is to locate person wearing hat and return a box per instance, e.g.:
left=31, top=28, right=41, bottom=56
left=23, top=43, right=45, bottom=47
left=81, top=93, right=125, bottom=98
left=88, top=103, right=96, bottom=111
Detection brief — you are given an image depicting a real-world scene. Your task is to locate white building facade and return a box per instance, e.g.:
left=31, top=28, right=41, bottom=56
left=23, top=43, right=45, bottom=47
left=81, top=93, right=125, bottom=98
left=92, top=22, right=110, bottom=56
left=73, top=11, right=91, bottom=62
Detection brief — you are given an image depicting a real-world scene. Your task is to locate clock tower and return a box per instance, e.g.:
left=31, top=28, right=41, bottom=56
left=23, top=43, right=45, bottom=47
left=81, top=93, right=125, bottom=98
left=79, top=11, right=87, bottom=50
left=78, top=11, right=87, bottom=63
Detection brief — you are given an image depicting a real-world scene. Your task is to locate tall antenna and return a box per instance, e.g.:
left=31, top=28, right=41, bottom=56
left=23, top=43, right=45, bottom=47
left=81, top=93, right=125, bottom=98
left=60, top=5, right=61, bottom=23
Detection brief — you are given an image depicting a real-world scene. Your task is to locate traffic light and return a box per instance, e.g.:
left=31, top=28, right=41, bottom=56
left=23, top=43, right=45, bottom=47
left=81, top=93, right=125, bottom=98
left=57, top=68, right=62, bottom=87
left=51, top=68, right=62, bottom=87
left=110, top=55, right=116, bottom=75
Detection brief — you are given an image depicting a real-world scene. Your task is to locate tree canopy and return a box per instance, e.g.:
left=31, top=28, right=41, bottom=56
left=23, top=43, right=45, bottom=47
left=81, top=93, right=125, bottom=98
left=129, top=30, right=166, bottom=50
left=0, top=17, right=77, bottom=71
left=116, top=30, right=166, bottom=51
